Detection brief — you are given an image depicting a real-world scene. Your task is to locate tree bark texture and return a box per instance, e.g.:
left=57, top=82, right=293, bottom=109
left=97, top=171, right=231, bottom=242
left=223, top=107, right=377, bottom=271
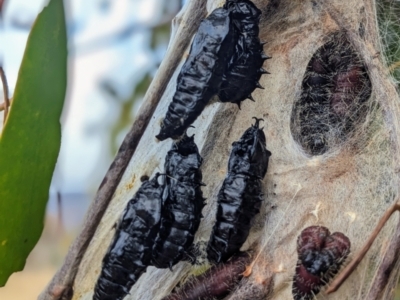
left=70, top=0, right=400, bottom=299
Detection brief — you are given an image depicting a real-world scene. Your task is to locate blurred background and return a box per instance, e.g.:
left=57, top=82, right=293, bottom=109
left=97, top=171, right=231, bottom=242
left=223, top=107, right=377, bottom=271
left=0, top=0, right=182, bottom=298
left=0, top=0, right=400, bottom=299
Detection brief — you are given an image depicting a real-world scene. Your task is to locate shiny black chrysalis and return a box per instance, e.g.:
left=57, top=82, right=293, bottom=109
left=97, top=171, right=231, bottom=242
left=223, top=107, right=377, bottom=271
left=157, top=0, right=269, bottom=141
left=93, top=175, right=163, bottom=300
left=152, top=133, right=206, bottom=269
left=156, top=8, right=235, bottom=141
left=219, top=0, right=270, bottom=107
left=207, top=118, right=271, bottom=263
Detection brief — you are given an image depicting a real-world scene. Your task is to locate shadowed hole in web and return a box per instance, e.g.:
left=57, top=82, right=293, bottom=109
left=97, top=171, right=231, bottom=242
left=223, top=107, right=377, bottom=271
left=290, top=31, right=372, bottom=156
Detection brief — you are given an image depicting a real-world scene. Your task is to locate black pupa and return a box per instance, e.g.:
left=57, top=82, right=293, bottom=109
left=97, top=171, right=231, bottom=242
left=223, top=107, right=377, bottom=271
left=207, top=118, right=271, bottom=263
left=156, top=8, right=235, bottom=141
left=93, top=175, right=163, bottom=300
left=152, top=133, right=206, bottom=269
left=218, top=0, right=270, bottom=107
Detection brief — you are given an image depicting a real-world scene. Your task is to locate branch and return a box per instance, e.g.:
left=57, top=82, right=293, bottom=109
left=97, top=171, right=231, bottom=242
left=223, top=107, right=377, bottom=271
left=326, top=201, right=400, bottom=294
left=38, top=1, right=207, bottom=299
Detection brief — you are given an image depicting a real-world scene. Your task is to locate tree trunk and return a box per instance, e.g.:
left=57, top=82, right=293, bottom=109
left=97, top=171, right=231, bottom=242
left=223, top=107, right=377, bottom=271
left=52, top=0, right=400, bottom=299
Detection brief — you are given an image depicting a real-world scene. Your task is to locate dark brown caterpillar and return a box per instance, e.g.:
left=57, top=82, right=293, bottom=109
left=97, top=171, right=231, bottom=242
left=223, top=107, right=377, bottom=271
left=292, top=226, right=351, bottom=300
left=218, top=0, right=270, bottom=107
left=290, top=31, right=372, bottom=155
left=162, top=252, right=251, bottom=300
left=93, top=174, right=163, bottom=300
left=207, top=118, right=271, bottom=264
left=156, top=8, right=235, bottom=141
left=152, top=133, right=206, bottom=269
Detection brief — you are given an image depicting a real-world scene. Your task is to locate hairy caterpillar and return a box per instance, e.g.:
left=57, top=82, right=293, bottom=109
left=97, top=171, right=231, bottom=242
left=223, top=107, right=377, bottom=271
left=207, top=118, right=271, bottom=264
left=156, top=8, right=235, bottom=141
left=152, top=133, right=206, bottom=269
left=93, top=174, right=164, bottom=300
left=218, top=0, right=270, bottom=107
left=291, top=31, right=372, bottom=155
left=162, top=252, right=251, bottom=300
left=292, top=226, right=351, bottom=300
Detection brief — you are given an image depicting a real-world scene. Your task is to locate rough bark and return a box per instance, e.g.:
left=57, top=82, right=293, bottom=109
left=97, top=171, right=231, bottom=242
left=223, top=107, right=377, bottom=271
left=44, top=0, right=400, bottom=299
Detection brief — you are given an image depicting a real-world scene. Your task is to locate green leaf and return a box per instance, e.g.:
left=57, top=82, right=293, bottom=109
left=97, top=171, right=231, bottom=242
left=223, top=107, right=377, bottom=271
left=0, top=0, right=67, bottom=286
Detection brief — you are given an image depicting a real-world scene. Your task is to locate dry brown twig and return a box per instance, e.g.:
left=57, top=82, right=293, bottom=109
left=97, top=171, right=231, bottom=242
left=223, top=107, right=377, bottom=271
left=39, top=0, right=207, bottom=299
left=366, top=215, right=400, bottom=300
left=0, top=66, right=10, bottom=124
left=326, top=201, right=400, bottom=294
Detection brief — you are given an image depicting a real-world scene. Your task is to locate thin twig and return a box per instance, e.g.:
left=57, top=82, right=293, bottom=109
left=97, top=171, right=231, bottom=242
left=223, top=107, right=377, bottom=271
left=39, top=1, right=207, bottom=299
left=0, top=101, right=8, bottom=111
left=0, top=66, right=10, bottom=124
left=366, top=218, right=400, bottom=299
left=0, top=0, right=4, bottom=17
left=325, top=201, right=400, bottom=294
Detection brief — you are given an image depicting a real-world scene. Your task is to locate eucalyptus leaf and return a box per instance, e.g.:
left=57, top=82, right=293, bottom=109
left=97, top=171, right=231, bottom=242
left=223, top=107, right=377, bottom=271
left=0, top=0, right=67, bottom=286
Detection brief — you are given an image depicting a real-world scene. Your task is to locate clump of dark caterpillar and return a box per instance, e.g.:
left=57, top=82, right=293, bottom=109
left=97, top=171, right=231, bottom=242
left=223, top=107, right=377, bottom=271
left=162, top=252, right=251, bottom=300
left=156, top=8, right=235, bottom=141
left=290, top=31, right=372, bottom=155
left=152, top=132, right=206, bottom=269
left=207, top=118, right=271, bottom=264
left=157, top=0, right=269, bottom=141
left=94, top=133, right=205, bottom=299
left=218, top=0, right=270, bottom=107
left=292, top=226, right=351, bottom=300
left=93, top=174, right=164, bottom=300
